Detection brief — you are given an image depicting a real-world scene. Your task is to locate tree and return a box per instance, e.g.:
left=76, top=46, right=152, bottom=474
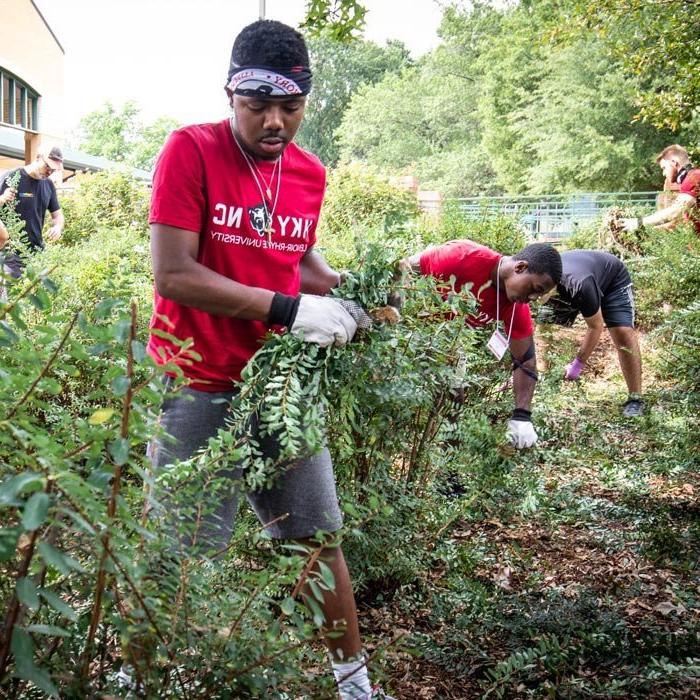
left=74, top=101, right=141, bottom=164
left=337, top=62, right=498, bottom=196
left=567, top=0, right=700, bottom=134
left=301, top=0, right=368, bottom=41
left=337, top=0, right=687, bottom=195
left=129, top=116, right=181, bottom=171
left=514, top=38, right=673, bottom=193
left=296, top=35, right=411, bottom=166
left=470, top=1, right=677, bottom=193
left=73, top=102, right=179, bottom=171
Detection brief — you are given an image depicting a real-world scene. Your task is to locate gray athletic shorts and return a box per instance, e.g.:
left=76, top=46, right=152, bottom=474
left=148, top=382, right=343, bottom=551
left=538, top=284, right=635, bottom=328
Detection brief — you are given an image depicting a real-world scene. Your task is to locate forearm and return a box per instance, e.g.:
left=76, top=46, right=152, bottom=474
left=510, top=336, right=537, bottom=411
left=51, top=210, right=64, bottom=233
left=512, top=360, right=536, bottom=411
left=642, top=198, right=691, bottom=228
left=300, top=249, right=340, bottom=295
left=576, top=325, right=603, bottom=363
left=156, top=260, right=275, bottom=320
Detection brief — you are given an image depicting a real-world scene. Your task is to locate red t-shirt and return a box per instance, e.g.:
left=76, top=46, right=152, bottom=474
left=679, top=168, right=700, bottom=234
left=419, top=239, right=534, bottom=340
left=148, top=120, right=326, bottom=391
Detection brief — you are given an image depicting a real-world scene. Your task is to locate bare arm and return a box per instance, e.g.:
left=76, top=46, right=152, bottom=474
left=643, top=193, right=696, bottom=228
left=151, top=223, right=275, bottom=319
left=46, top=209, right=64, bottom=241
left=576, top=309, right=605, bottom=363
left=509, top=335, right=537, bottom=411
left=300, top=248, right=340, bottom=295
left=0, top=219, right=7, bottom=249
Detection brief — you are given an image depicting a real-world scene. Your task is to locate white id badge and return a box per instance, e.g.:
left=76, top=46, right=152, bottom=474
left=487, top=329, right=509, bottom=360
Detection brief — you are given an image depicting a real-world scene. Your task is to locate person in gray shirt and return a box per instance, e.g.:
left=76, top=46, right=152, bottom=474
left=538, top=250, right=643, bottom=417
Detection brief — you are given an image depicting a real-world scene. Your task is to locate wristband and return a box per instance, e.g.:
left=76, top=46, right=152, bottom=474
left=511, top=408, right=532, bottom=422
left=267, top=292, right=300, bottom=327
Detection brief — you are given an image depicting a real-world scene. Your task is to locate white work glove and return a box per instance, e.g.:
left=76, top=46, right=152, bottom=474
left=268, top=293, right=372, bottom=348
left=291, top=295, right=358, bottom=347
left=620, top=217, right=642, bottom=232
left=506, top=409, right=538, bottom=449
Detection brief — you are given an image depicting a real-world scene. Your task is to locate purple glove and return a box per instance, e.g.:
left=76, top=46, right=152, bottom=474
left=564, top=357, right=585, bottom=380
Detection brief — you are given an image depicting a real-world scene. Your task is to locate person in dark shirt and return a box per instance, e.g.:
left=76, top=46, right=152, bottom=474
left=0, top=146, right=64, bottom=276
left=538, top=250, right=644, bottom=417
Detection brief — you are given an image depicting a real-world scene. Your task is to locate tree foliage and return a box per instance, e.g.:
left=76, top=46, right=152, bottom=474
left=296, top=34, right=411, bottom=166
left=336, top=0, right=697, bottom=196
left=301, top=0, right=368, bottom=42
left=73, top=101, right=179, bottom=171
left=566, top=0, right=700, bottom=134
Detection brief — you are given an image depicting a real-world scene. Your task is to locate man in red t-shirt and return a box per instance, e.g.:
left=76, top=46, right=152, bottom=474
left=146, top=20, right=386, bottom=700
left=622, top=144, right=700, bottom=235
left=404, top=240, right=562, bottom=448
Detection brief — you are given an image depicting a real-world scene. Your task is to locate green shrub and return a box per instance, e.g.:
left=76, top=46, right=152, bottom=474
left=36, top=225, right=152, bottom=325
left=564, top=219, right=602, bottom=250
left=654, top=299, right=700, bottom=398
left=59, top=170, right=150, bottom=246
left=631, top=223, right=700, bottom=328
left=317, top=163, right=419, bottom=268
left=432, top=200, right=527, bottom=254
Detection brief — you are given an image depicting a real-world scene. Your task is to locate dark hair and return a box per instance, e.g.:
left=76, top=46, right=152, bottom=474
left=513, top=243, right=562, bottom=284
left=231, top=20, right=309, bottom=68
left=47, top=146, right=63, bottom=162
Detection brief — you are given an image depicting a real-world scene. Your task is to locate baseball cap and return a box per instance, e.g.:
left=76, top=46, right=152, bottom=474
left=47, top=146, right=63, bottom=163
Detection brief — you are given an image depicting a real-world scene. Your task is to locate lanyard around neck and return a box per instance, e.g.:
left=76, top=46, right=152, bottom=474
left=495, top=258, right=516, bottom=344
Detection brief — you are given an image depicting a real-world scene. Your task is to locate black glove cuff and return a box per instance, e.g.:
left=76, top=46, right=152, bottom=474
left=511, top=408, right=532, bottom=422
left=268, top=293, right=300, bottom=328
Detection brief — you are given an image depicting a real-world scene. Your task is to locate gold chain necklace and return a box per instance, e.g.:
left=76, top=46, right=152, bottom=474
left=230, top=119, right=282, bottom=242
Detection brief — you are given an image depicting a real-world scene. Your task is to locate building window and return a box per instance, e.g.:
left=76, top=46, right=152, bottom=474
left=0, top=69, right=39, bottom=131
left=27, top=95, right=36, bottom=131
left=1, top=75, right=10, bottom=124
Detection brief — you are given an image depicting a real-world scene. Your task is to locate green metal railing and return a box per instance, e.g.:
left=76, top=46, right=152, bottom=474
left=451, top=191, right=660, bottom=239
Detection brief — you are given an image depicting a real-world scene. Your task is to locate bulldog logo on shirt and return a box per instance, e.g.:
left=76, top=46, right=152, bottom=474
left=248, top=203, right=271, bottom=237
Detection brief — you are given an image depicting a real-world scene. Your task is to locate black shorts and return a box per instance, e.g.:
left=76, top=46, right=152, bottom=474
left=538, top=284, right=635, bottom=328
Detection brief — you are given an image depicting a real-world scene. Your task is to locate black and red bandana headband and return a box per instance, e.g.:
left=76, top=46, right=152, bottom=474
left=226, top=63, right=313, bottom=97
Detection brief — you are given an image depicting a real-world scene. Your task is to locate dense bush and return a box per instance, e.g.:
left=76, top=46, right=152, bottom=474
left=631, top=224, right=700, bottom=328
left=0, top=228, right=517, bottom=696
left=432, top=200, right=527, bottom=254
left=35, top=225, right=152, bottom=324
left=316, top=163, right=419, bottom=268
left=59, top=170, right=150, bottom=246
left=655, top=299, right=700, bottom=398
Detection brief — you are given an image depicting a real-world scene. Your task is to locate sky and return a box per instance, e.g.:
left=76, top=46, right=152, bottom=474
left=33, top=0, right=445, bottom=133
